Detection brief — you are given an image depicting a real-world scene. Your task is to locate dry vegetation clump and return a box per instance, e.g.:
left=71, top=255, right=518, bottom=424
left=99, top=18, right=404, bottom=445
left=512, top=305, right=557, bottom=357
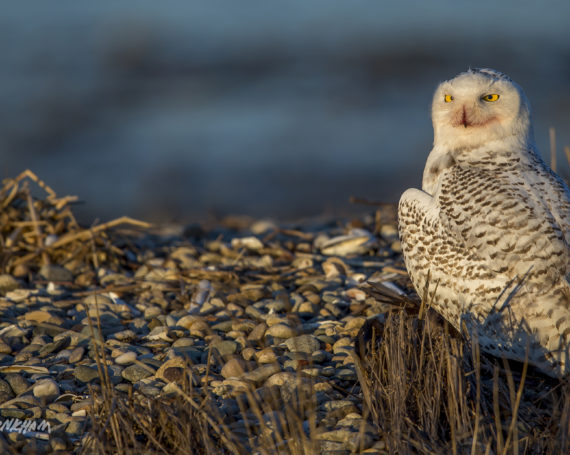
left=355, top=305, right=570, bottom=454
left=0, top=169, right=149, bottom=282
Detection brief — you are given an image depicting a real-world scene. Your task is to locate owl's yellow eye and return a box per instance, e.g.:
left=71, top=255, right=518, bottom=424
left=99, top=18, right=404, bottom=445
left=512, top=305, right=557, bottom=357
left=482, top=94, right=500, bottom=102
left=444, top=94, right=454, bottom=103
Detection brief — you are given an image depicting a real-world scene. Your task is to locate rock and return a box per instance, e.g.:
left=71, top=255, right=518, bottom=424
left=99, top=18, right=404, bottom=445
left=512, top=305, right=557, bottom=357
left=231, top=236, right=264, bottom=251
left=232, top=320, right=256, bottom=333
left=0, top=275, right=19, bottom=294
left=65, top=419, right=85, bottom=436
left=221, top=378, right=253, bottom=394
left=121, top=364, right=154, bottom=383
left=33, top=378, right=60, bottom=403
left=247, top=323, right=267, bottom=342
left=39, top=264, right=74, bottom=282
left=39, top=337, right=69, bottom=357
left=320, top=229, right=376, bottom=257
left=73, top=365, right=99, bottom=383
left=115, top=351, right=137, bottom=365
left=50, top=438, right=67, bottom=452
left=311, top=350, right=329, bottom=363
left=198, top=297, right=225, bottom=316
left=332, top=337, right=353, bottom=354
left=24, top=310, right=53, bottom=324
left=316, top=429, right=374, bottom=452
left=283, top=335, right=320, bottom=354
left=221, top=357, right=246, bottom=379
left=0, top=340, right=12, bottom=354
left=0, top=379, right=14, bottom=403
left=255, top=347, right=278, bottom=364
left=211, top=340, right=238, bottom=357
left=265, top=324, right=297, bottom=339
left=337, top=369, right=357, bottom=381
left=3, top=374, right=30, bottom=396
left=241, top=364, right=281, bottom=386
left=68, top=347, right=85, bottom=363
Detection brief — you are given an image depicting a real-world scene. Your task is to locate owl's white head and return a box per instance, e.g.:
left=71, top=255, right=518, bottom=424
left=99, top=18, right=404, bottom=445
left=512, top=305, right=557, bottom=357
left=431, top=68, right=534, bottom=151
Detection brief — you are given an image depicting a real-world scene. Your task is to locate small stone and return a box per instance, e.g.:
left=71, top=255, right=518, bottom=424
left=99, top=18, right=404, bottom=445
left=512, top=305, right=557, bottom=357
left=283, top=335, right=320, bottom=354
left=232, top=320, right=256, bottom=333
left=344, top=317, right=366, bottom=331
left=247, top=323, right=267, bottom=342
left=33, top=378, right=60, bottom=403
left=295, top=301, right=318, bottom=316
left=115, top=351, right=137, bottom=365
left=0, top=408, right=30, bottom=419
left=231, top=236, right=264, bottom=251
left=66, top=419, right=85, bottom=436
left=112, top=329, right=137, bottom=342
left=24, top=310, right=53, bottom=324
left=221, top=357, right=246, bottom=379
left=68, top=346, right=85, bottom=363
left=0, top=340, right=11, bottom=354
left=74, top=365, right=99, bottom=383
left=0, top=275, right=19, bottom=294
left=221, top=378, right=253, bottom=394
left=39, top=264, right=74, bottom=282
left=0, top=379, right=14, bottom=403
left=311, top=350, right=329, bottom=363
left=241, top=347, right=256, bottom=361
left=50, top=437, right=67, bottom=451
left=211, top=320, right=234, bottom=332
left=211, top=340, right=238, bottom=357
left=4, top=374, right=30, bottom=396
left=333, top=337, right=353, bottom=354
left=241, top=364, right=281, bottom=386
left=255, top=347, right=278, bottom=364
left=337, top=369, right=357, bottom=381
left=121, top=364, right=154, bottom=383
left=317, top=429, right=374, bottom=451
left=265, top=324, right=297, bottom=339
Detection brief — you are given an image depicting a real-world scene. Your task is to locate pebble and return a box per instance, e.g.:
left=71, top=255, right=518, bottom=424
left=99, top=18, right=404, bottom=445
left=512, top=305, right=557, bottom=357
left=220, top=357, right=246, bottom=379
left=73, top=365, right=100, bottom=383
left=0, top=274, right=19, bottom=294
left=0, top=379, right=14, bottom=403
left=33, top=378, right=60, bottom=403
left=68, top=346, right=85, bottom=363
left=39, top=264, right=74, bottom=282
left=255, top=347, right=279, bottom=364
left=121, top=364, right=154, bottom=383
left=241, top=364, right=281, bottom=386
left=265, top=324, right=297, bottom=339
left=247, top=323, right=267, bottom=341
left=4, top=374, right=30, bottom=396
left=283, top=334, right=320, bottom=354
left=115, top=351, right=137, bottom=365
left=211, top=340, right=238, bottom=357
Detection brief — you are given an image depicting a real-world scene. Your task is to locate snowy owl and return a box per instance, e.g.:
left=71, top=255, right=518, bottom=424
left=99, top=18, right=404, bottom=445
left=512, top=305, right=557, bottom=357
left=398, top=68, right=570, bottom=377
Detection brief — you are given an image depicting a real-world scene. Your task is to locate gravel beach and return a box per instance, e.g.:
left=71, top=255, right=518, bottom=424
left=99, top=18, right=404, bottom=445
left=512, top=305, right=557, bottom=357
left=0, top=172, right=412, bottom=454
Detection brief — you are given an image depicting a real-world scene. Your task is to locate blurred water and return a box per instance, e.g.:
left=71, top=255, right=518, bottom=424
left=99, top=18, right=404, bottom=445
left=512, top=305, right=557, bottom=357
left=1, top=1, right=569, bottom=222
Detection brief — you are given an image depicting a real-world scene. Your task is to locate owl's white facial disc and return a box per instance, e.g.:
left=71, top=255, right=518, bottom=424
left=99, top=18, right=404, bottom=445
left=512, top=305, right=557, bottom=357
left=431, top=69, right=533, bottom=151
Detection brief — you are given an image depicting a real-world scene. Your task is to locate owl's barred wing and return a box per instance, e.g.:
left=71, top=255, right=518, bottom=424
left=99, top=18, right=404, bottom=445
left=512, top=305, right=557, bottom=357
left=398, top=188, right=503, bottom=326
left=437, top=165, right=568, bottom=290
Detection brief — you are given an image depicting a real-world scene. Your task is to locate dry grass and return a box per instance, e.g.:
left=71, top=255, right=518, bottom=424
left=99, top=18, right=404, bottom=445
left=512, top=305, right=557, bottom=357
left=355, top=308, right=570, bottom=454
left=83, top=357, right=322, bottom=455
